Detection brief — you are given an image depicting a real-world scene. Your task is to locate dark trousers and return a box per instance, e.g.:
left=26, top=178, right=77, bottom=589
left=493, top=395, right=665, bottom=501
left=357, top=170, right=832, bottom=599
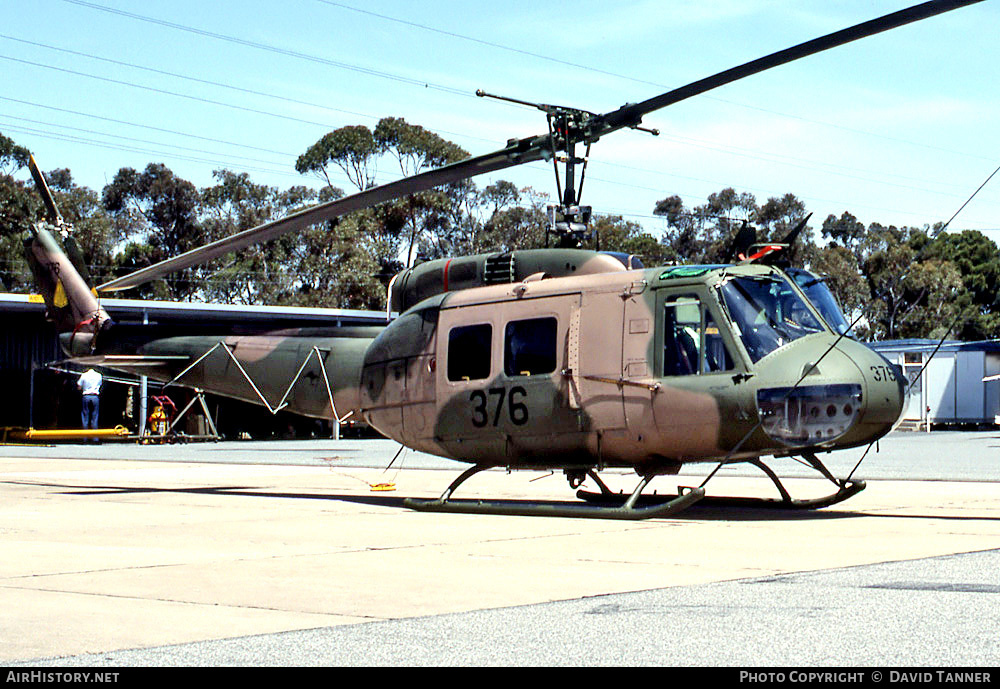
left=81, top=394, right=100, bottom=430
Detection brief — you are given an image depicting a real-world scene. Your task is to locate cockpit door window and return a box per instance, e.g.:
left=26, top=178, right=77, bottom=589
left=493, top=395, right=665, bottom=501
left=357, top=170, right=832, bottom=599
left=662, top=294, right=735, bottom=376
left=718, top=275, right=825, bottom=363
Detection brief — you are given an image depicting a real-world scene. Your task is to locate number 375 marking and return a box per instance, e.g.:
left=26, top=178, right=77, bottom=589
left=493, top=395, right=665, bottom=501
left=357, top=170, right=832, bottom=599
left=470, top=386, right=529, bottom=427
left=870, top=365, right=899, bottom=382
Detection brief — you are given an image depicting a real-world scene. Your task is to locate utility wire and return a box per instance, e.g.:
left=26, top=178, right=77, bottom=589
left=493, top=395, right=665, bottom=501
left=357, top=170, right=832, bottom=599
left=0, top=54, right=346, bottom=131
left=3, top=25, right=979, bottom=205
left=0, top=34, right=376, bottom=123
left=0, top=113, right=292, bottom=168
left=0, top=95, right=293, bottom=156
left=0, top=122, right=302, bottom=180
left=6, top=2, right=992, bottom=232
left=0, top=34, right=498, bottom=148
left=61, top=0, right=473, bottom=99
left=844, top=156, right=1000, bottom=482
left=315, top=0, right=998, bottom=165
left=938, top=161, right=1000, bottom=234
left=9, top=45, right=976, bottom=217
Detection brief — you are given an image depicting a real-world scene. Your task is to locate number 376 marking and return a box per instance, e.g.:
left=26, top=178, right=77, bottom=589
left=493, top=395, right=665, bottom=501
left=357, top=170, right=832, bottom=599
left=470, top=386, right=528, bottom=427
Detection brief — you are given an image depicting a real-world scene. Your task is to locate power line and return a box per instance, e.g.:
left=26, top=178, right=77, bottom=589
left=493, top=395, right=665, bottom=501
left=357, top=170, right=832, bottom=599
left=0, top=96, right=294, bottom=157
left=10, top=34, right=912, bottom=201
left=315, top=0, right=997, bottom=165
left=0, top=121, right=302, bottom=180
left=0, top=113, right=293, bottom=169
left=0, top=54, right=348, bottom=131
left=938, top=162, right=1000, bottom=234
left=8, top=3, right=993, bottom=232
left=61, top=0, right=474, bottom=99
left=0, top=34, right=499, bottom=148
left=0, top=34, right=376, bottom=123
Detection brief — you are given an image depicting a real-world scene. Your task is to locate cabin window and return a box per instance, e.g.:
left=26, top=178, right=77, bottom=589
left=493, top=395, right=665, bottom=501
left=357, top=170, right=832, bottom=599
left=504, top=317, right=557, bottom=377
left=663, top=295, right=734, bottom=376
left=447, top=323, right=492, bottom=381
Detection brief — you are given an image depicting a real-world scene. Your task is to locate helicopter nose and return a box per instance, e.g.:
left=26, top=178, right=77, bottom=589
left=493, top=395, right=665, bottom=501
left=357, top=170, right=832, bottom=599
left=754, top=335, right=906, bottom=450
left=844, top=338, right=908, bottom=440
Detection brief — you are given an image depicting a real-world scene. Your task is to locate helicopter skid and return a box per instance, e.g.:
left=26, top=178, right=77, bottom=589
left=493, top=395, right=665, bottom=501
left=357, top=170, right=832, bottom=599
left=403, top=487, right=704, bottom=520
left=402, top=464, right=704, bottom=519
left=577, top=479, right=865, bottom=511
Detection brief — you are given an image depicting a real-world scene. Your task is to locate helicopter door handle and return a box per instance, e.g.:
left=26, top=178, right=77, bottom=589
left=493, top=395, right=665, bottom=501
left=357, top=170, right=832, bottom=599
left=575, top=373, right=661, bottom=393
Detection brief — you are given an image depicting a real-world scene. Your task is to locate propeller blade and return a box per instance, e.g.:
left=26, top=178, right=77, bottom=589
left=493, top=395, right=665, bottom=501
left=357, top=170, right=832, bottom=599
left=780, top=213, right=813, bottom=246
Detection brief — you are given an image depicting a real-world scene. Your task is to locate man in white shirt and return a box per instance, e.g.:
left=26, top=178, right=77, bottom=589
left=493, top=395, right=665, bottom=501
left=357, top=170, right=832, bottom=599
left=77, top=368, right=102, bottom=431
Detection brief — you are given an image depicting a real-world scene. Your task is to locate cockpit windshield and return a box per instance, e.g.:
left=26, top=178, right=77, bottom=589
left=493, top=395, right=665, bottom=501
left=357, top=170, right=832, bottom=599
left=718, top=274, right=825, bottom=362
left=785, top=268, right=853, bottom=336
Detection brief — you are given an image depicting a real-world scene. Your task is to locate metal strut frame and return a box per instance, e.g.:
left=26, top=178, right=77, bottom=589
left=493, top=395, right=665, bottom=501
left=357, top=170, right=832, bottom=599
left=692, top=454, right=866, bottom=510
left=165, top=342, right=350, bottom=431
left=576, top=453, right=864, bottom=512
left=164, top=388, right=220, bottom=440
left=403, top=466, right=705, bottom=520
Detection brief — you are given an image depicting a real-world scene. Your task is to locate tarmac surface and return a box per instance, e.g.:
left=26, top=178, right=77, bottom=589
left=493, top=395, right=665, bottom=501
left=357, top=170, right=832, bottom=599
left=2, top=431, right=999, bottom=666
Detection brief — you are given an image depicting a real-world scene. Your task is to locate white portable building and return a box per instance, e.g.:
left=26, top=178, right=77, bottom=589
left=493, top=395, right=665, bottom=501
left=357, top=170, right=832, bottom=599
left=868, top=339, right=1000, bottom=428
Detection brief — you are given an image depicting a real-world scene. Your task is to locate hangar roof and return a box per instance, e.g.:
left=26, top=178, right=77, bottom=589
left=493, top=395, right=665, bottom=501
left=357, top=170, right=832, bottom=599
left=0, top=292, right=391, bottom=328
left=869, top=339, right=1000, bottom=353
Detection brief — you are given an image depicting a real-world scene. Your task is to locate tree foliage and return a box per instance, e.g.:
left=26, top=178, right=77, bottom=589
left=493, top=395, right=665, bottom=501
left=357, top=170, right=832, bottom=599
left=295, top=125, right=379, bottom=191
left=0, top=132, right=30, bottom=176
left=3, top=124, right=999, bottom=344
left=814, top=213, right=984, bottom=340
left=654, top=190, right=1000, bottom=342
left=654, top=188, right=811, bottom=265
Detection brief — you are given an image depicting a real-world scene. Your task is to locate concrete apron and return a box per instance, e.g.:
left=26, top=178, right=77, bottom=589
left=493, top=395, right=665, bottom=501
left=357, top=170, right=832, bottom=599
left=2, top=456, right=999, bottom=661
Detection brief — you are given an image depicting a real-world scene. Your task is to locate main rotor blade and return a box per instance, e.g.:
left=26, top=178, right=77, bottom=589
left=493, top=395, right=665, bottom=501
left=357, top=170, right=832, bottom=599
left=99, top=0, right=982, bottom=292
left=594, top=0, right=984, bottom=136
left=98, top=140, right=545, bottom=291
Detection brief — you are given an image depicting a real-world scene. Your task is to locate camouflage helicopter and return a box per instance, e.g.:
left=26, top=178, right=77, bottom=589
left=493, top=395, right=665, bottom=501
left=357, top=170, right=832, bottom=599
left=24, top=0, right=980, bottom=519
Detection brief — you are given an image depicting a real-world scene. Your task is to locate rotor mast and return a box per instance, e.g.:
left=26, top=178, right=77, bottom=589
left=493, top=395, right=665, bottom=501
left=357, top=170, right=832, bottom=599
left=97, top=0, right=985, bottom=294
left=477, top=89, right=658, bottom=248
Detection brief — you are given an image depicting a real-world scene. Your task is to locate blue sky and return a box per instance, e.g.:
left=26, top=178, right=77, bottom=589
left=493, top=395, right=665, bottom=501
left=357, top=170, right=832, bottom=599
left=3, top=0, right=998, bottom=240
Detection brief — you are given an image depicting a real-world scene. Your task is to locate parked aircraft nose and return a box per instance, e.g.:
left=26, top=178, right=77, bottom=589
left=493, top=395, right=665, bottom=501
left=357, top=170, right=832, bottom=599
left=843, top=337, right=908, bottom=441
left=753, top=335, right=906, bottom=451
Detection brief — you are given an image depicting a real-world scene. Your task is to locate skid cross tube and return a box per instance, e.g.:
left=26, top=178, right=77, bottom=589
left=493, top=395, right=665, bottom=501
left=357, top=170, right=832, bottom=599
left=692, top=454, right=866, bottom=510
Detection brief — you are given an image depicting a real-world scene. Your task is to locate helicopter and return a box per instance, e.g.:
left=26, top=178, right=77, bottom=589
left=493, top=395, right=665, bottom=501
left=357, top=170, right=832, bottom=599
left=23, top=0, right=980, bottom=519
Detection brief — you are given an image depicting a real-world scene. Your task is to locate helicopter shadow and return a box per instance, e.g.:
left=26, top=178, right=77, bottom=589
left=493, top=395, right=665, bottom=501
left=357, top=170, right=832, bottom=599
left=10, top=480, right=998, bottom=523
left=4, top=479, right=878, bottom=522
left=4, top=480, right=411, bottom=510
